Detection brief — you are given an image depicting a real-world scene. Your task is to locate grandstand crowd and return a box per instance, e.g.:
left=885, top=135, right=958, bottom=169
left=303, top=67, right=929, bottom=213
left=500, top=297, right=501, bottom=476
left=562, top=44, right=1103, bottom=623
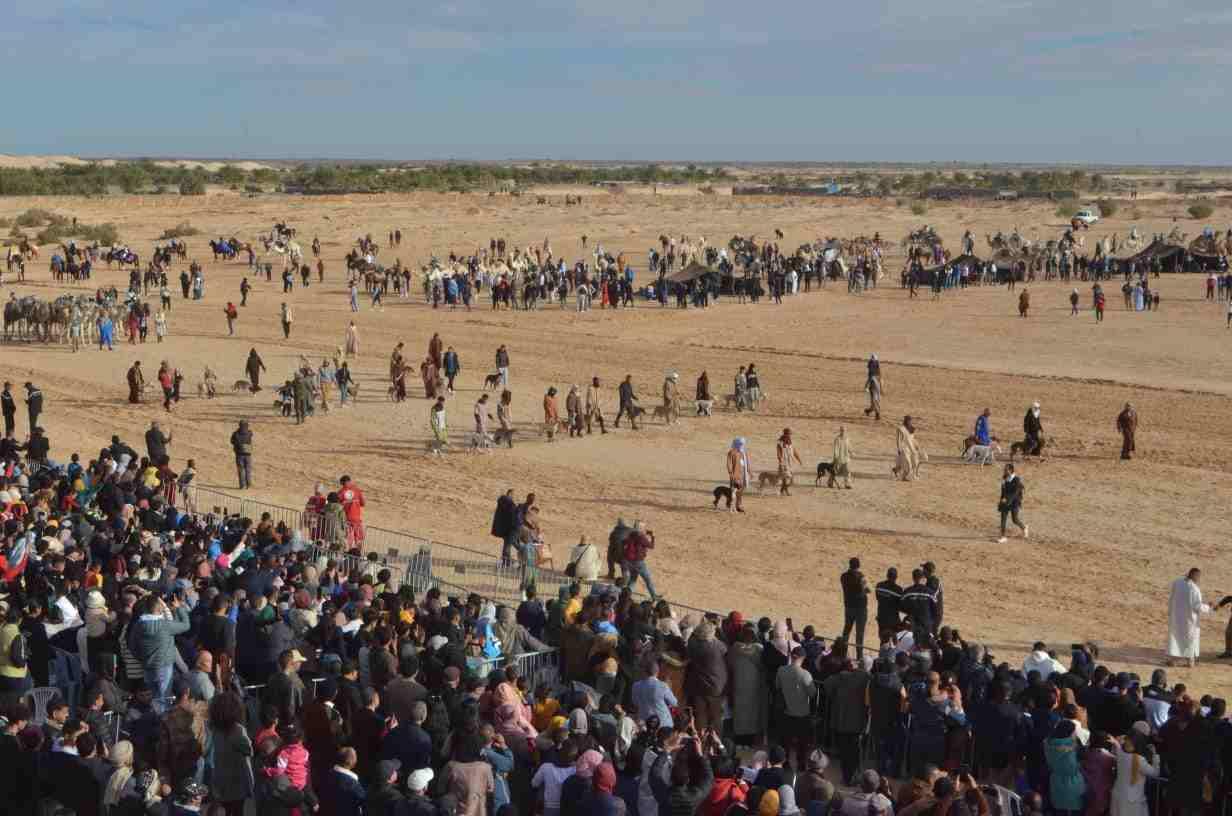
left=0, top=429, right=1225, bottom=816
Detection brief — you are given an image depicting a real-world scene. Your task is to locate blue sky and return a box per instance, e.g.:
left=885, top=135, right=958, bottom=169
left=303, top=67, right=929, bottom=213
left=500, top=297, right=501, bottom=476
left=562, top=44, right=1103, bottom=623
left=8, top=0, right=1231, bottom=163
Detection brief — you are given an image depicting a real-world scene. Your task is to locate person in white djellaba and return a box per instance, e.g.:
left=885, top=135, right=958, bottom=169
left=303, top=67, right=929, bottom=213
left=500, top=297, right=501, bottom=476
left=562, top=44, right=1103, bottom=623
left=1167, top=567, right=1211, bottom=667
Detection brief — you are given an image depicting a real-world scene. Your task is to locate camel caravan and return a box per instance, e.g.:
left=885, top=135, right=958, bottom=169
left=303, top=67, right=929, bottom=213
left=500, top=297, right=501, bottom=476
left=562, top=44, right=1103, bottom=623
left=3, top=289, right=129, bottom=347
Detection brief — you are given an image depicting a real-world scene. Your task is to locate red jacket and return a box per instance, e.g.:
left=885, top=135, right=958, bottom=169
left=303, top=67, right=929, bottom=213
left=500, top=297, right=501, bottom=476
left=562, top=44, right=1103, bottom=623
left=339, top=485, right=365, bottom=523
left=701, top=778, right=748, bottom=816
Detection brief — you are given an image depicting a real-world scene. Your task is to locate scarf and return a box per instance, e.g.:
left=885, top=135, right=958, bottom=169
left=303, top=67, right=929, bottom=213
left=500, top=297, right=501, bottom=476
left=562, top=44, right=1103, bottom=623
left=103, top=740, right=135, bottom=807
left=575, top=750, right=604, bottom=779
left=492, top=608, right=519, bottom=656
left=593, top=761, right=617, bottom=795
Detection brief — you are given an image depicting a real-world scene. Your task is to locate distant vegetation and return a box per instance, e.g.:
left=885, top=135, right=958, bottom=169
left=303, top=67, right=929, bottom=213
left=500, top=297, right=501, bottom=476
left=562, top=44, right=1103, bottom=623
left=6, top=208, right=121, bottom=246
left=160, top=222, right=201, bottom=239
left=1095, top=199, right=1119, bottom=217
left=910, top=202, right=928, bottom=216
left=1188, top=202, right=1215, bottom=219
left=0, top=160, right=729, bottom=196
left=1055, top=203, right=1078, bottom=219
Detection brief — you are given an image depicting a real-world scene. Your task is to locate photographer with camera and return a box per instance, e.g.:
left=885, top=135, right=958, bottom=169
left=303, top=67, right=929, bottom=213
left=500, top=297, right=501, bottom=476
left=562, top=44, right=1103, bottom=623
left=648, top=718, right=714, bottom=816
left=128, top=590, right=191, bottom=710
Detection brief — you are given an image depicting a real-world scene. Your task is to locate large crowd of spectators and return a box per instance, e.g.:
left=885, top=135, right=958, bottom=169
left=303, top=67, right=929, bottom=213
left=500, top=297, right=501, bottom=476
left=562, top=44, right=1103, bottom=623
left=0, top=432, right=1228, bottom=816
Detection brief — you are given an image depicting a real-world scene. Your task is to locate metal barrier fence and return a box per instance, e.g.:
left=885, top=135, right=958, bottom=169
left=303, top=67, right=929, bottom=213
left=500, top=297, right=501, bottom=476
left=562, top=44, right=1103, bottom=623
left=475, top=649, right=561, bottom=692
left=186, top=484, right=720, bottom=617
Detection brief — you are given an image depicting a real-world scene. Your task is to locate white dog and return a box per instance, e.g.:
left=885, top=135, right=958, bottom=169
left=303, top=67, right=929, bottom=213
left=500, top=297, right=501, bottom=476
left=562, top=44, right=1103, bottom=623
left=963, top=442, right=1002, bottom=465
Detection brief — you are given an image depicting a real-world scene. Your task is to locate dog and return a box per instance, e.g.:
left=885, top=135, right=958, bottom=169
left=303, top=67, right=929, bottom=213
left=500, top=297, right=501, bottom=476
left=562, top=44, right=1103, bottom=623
left=712, top=485, right=734, bottom=509
left=1010, top=436, right=1054, bottom=461
left=696, top=399, right=713, bottom=417
left=650, top=405, right=675, bottom=422
left=756, top=471, right=784, bottom=492
left=483, top=373, right=502, bottom=390
left=960, top=434, right=1000, bottom=457
left=774, top=228, right=784, bottom=239
left=721, top=393, right=742, bottom=410
left=232, top=379, right=251, bottom=393
left=815, top=462, right=835, bottom=484
left=963, top=442, right=1002, bottom=465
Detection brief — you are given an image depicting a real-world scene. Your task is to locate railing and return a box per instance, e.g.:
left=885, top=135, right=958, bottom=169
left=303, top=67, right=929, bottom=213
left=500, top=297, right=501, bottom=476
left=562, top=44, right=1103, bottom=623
left=186, top=484, right=721, bottom=617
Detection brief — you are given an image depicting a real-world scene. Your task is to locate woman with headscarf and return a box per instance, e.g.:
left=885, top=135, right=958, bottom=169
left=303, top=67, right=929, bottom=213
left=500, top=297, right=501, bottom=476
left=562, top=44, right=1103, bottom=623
left=492, top=605, right=549, bottom=659
left=1111, top=726, right=1159, bottom=816
left=587, top=761, right=624, bottom=816
left=726, top=438, right=749, bottom=513
left=1044, top=720, right=1087, bottom=815
left=103, top=740, right=138, bottom=814
left=445, top=733, right=497, bottom=816
left=728, top=623, right=769, bottom=746
left=560, top=749, right=605, bottom=816
left=892, top=416, right=923, bottom=481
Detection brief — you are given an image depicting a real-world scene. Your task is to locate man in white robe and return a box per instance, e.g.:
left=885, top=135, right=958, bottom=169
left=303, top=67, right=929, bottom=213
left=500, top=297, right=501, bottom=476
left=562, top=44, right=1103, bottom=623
left=1168, top=568, right=1211, bottom=667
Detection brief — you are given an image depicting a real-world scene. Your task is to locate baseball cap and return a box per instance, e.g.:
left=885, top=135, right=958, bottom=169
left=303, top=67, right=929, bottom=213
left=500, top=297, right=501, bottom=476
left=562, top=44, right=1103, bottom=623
left=377, top=759, right=401, bottom=781
left=408, top=767, right=434, bottom=791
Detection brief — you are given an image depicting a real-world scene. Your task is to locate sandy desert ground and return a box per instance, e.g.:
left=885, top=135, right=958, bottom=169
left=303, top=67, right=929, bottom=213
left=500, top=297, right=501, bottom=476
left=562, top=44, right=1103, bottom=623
left=4, top=190, right=1232, bottom=696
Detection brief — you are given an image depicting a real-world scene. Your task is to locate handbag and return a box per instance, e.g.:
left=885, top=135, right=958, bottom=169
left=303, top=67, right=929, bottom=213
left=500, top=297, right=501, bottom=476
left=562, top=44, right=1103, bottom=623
left=565, top=543, right=592, bottom=577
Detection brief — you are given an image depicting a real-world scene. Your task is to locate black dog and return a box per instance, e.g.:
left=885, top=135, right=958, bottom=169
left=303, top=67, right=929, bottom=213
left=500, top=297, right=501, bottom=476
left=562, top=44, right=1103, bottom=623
left=815, top=462, right=834, bottom=484
left=483, top=373, right=502, bottom=390
left=712, top=485, right=734, bottom=509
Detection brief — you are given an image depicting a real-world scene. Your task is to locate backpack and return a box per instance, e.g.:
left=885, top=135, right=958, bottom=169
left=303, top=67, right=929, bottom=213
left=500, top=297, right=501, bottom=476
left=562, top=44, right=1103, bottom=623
left=8, top=629, right=29, bottom=669
left=623, top=534, right=641, bottom=564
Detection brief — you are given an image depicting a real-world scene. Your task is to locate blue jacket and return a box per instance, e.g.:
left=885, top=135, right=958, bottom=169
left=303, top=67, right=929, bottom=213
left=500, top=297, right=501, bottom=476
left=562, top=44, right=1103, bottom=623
left=975, top=415, right=991, bottom=445
left=321, top=767, right=366, bottom=816
left=130, top=606, right=191, bottom=670
left=382, top=723, right=433, bottom=773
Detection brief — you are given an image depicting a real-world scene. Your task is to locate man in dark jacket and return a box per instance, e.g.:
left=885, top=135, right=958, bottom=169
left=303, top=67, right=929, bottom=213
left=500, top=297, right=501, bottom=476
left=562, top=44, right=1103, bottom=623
left=840, top=557, right=871, bottom=659
left=231, top=419, right=253, bottom=489
left=25, top=426, right=50, bottom=465
left=383, top=700, right=433, bottom=775
left=971, top=680, right=1026, bottom=787
left=490, top=489, right=518, bottom=566
left=145, top=421, right=172, bottom=464
left=899, top=569, right=937, bottom=649
left=606, top=518, right=632, bottom=581
left=320, top=747, right=366, bottom=816
left=368, top=759, right=412, bottom=816
left=997, top=464, right=1027, bottom=544
left=684, top=621, right=728, bottom=732
left=23, top=382, right=42, bottom=431
left=1, top=381, right=16, bottom=438
left=649, top=735, right=714, bottom=816
left=615, top=374, right=639, bottom=429
left=875, top=567, right=903, bottom=645
left=384, top=655, right=429, bottom=725
left=823, top=659, right=871, bottom=785
left=922, top=561, right=944, bottom=630
left=262, top=649, right=307, bottom=723
left=246, top=348, right=266, bottom=392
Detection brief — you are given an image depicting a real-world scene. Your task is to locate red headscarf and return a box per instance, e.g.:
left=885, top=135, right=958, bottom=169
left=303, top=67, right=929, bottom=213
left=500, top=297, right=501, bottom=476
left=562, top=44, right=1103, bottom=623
left=593, top=761, right=617, bottom=795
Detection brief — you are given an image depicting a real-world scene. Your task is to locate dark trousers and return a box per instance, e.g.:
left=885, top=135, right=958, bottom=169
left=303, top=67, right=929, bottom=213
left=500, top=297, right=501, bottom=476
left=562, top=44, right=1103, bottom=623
left=615, top=401, right=638, bottom=428
left=842, top=607, right=868, bottom=658
left=835, top=732, right=862, bottom=784
left=1000, top=507, right=1024, bottom=535
left=3, top=412, right=13, bottom=438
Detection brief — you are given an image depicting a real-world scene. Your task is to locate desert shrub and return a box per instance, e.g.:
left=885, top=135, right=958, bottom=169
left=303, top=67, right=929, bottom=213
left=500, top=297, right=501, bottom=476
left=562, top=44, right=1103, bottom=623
left=1095, top=199, right=1118, bottom=217
left=14, top=208, right=68, bottom=227
left=1055, top=203, right=1078, bottom=218
left=910, top=201, right=928, bottom=216
left=894, top=198, right=905, bottom=207
left=160, top=222, right=200, bottom=239
left=36, top=220, right=120, bottom=245
left=178, top=177, right=206, bottom=196
left=699, top=186, right=716, bottom=195
left=1188, top=202, right=1214, bottom=219
left=244, top=184, right=264, bottom=194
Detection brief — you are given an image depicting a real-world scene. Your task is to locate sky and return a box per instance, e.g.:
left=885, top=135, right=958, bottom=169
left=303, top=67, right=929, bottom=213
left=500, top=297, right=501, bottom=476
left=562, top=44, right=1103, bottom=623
left=7, top=0, right=1232, bottom=163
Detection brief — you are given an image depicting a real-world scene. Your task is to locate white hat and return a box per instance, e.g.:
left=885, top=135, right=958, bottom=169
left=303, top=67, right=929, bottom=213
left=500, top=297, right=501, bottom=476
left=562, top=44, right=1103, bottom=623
left=408, top=767, right=434, bottom=791
left=0, top=491, right=10, bottom=504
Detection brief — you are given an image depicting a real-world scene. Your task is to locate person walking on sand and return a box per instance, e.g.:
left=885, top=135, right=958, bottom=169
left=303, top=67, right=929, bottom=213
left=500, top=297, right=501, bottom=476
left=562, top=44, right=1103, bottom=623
left=828, top=426, right=853, bottom=488
left=616, top=374, right=639, bottom=429
left=1069, top=288, right=1079, bottom=316
left=495, top=344, right=510, bottom=387
left=246, top=348, right=266, bottom=392
left=1167, top=568, right=1210, bottom=668
left=585, top=376, right=606, bottom=434
left=429, top=396, right=448, bottom=456
left=1018, top=288, right=1030, bottom=318
left=154, top=308, right=167, bottom=343
left=726, top=438, right=749, bottom=513
left=996, top=463, right=1028, bottom=544
left=495, top=389, right=515, bottom=448
left=892, top=415, right=924, bottom=480
left=776, top=428, right=803, bottom=496
left=348, top=279, right=359, bottom=312
left=864, top=354, right=882, bottom=420
left=127, top=361, right=145, bottom=404
left=280, top=302, right=293, bottom=339
left=231, top=419, right=254, bottom=489
left=1116, top=402, right=1138, bottom=461
left=240, top=276, right=251, bottom=306
left=224, top=301, right=238, bottom=335
left=344, top=321, right=360, bottom=358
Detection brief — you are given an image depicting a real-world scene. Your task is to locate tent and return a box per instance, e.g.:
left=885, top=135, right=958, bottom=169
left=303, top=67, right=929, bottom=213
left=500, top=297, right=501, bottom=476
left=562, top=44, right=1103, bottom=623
left=664, top=260, right=715, bottom=284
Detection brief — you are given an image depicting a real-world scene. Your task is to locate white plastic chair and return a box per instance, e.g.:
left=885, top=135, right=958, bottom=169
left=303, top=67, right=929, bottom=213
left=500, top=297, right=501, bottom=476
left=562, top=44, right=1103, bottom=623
left=27, top=686, right=61, bottom=726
